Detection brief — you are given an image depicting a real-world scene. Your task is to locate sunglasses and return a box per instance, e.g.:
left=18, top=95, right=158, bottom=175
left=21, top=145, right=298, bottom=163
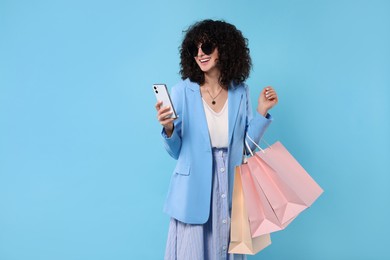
left=188, top=41, right=215, bottom=57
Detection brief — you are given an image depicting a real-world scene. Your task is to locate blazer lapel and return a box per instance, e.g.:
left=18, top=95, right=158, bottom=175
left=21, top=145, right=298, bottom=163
left=228, top=83, right=244, bottom=146
left=187, top=81, right=212, bottom=150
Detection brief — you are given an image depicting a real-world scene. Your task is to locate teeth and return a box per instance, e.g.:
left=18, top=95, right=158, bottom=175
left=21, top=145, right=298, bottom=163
left=200, top=58, right=210, bottom=63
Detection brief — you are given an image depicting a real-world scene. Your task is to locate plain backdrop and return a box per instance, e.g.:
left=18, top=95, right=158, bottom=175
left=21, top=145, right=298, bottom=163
left=1, top=0, right=389, bottom=259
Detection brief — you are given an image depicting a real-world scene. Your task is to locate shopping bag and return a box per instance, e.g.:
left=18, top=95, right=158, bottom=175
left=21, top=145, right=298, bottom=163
left=239, top=163, right=283, bottom=237
left=245, top=135, right=323, bottom=230
left=247, top=154, right=308, bottom=226
left=255, top=141, right=324, bottom=207
left=228, top=165, right=271, bottom=255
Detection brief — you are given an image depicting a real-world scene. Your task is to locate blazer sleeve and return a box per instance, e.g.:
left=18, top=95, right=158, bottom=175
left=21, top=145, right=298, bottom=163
left=161, top=82, right=184, bottom=160
left=244, top=84, right=273, bottom=152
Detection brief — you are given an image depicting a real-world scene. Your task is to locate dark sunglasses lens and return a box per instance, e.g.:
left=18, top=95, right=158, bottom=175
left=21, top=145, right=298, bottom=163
left=201, top=42, right=213, bottom=55
left=188, top=44, right=197, bottom=57
left=188, top=42, right=214, bottom=56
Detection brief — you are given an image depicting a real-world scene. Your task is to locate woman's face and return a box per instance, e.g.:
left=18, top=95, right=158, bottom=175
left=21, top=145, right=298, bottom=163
left=194, top=43, right=219, bottom=74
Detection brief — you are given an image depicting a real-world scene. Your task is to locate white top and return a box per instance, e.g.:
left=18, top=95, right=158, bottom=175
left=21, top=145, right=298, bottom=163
left=202, top=99, right=229, bottom=148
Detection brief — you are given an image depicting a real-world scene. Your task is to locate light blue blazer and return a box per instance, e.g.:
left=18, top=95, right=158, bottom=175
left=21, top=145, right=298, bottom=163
left=162, top=79, right=272, bottom=224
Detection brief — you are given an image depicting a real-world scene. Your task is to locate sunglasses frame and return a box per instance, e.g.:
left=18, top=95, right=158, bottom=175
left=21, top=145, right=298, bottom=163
left=188, top=41, right=215, bottom=57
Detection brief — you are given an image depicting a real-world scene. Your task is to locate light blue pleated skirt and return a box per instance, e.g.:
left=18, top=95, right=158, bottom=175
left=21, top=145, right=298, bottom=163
left=164, top=148, right=246, bottom=260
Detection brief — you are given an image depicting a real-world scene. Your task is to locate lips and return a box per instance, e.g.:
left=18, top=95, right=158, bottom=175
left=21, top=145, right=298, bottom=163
left=199, top=58, right=211, bottom=63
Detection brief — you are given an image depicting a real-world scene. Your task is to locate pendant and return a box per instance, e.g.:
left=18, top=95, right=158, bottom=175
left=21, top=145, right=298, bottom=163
left=212, top=100, right=216, bottom=105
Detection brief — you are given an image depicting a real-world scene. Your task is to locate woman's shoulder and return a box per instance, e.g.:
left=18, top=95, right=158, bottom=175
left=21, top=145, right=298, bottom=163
left=230, top=81, right=249, bottom=91
left=172, top=78, right=199, bottom=92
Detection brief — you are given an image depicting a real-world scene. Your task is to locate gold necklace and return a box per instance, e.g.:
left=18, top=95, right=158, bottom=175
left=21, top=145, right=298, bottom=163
left=206, top=87, right=223, bottom=105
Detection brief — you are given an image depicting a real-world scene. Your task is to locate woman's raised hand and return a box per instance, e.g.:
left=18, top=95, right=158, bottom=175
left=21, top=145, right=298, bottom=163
left=257, top=86, right=278, bottom=116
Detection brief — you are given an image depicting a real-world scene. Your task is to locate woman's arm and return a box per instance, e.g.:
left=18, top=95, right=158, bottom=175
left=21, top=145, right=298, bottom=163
left=245, top=85, right=278, bottom=152
left=156, top=84, right=184, bottom=159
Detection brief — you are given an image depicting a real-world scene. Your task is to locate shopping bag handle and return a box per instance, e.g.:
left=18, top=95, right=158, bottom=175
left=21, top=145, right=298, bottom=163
left=245, top=134, right=271, bottom=155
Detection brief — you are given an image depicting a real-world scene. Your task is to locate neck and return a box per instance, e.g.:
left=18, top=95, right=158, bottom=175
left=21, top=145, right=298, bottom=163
left=204, top=71, right=222, bottom=91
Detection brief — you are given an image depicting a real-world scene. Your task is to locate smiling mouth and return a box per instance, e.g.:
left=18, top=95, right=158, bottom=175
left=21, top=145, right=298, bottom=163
left=200, top=58, right=211, bottom=63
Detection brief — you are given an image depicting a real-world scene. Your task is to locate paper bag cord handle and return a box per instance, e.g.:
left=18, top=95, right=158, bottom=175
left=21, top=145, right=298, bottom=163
left=245, top=134, right=272, bottom=154
left=244, top=139, right=254, bottom=157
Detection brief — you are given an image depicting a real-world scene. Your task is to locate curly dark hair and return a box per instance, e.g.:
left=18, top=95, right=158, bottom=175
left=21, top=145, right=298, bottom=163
left=180, top=19, right=252, bottom=88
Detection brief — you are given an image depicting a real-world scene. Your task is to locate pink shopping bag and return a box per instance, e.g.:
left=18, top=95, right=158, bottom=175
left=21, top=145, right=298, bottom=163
left=244, top=136, right=323, bottom=236
left=239, top=163, right=283, bottom=237
left=255, top=141, right=323, bottom=208
left=247, top=154, right=308, bottom=226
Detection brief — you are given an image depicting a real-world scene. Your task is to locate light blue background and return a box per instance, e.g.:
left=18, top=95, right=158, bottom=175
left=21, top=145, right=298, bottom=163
left=1, top=0, right=389, bottom=259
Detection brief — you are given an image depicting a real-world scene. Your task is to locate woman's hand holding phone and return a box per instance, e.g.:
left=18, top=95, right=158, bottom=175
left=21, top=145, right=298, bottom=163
left=155, top=101, right=175, bottom=137
left=153, top=84, right=177, bottom=137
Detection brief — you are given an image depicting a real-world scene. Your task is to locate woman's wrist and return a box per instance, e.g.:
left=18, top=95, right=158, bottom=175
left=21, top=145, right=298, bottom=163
left=164, top=124, right=174, bottom=137
left=257, top=106, right=268, bottom=117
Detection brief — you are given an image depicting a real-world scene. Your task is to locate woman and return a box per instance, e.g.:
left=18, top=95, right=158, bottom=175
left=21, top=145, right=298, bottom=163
left=155, top=20, right=278, bottom=260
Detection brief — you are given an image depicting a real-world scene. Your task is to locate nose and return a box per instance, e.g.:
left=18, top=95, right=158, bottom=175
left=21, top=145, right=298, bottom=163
left=196, top=45, right=204, bottom=57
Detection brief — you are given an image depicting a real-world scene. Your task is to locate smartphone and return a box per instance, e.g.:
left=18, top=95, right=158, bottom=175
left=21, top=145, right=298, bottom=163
left=153, top=84, right=177, bottom=119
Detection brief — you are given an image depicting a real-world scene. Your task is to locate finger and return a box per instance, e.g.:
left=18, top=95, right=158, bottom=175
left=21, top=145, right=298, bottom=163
left=268, top=96, right=278, bottom=102
left=267, top=95, right=277, bottom=101
left=265, top=91, right=275, bottom=99
left=155, top=101, right=163, bottom=111
left=160, top=118, right=175, bottom=127
left=264, top=87, right=274, bottom=96
left=266, top=88, right=276, bottom=95
left=158, top=111, right=173, bottom=121
left=266, top=93, right=277, bottom=99
left=157, top=105, right=172, bottom=115
left=160, top=118, right=175, bottom=126
left=158, top=113, right=171, bottom=122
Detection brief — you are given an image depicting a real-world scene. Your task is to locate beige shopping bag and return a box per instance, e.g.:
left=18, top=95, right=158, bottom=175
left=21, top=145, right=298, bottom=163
left=228, top=166, right=271, bottom=255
